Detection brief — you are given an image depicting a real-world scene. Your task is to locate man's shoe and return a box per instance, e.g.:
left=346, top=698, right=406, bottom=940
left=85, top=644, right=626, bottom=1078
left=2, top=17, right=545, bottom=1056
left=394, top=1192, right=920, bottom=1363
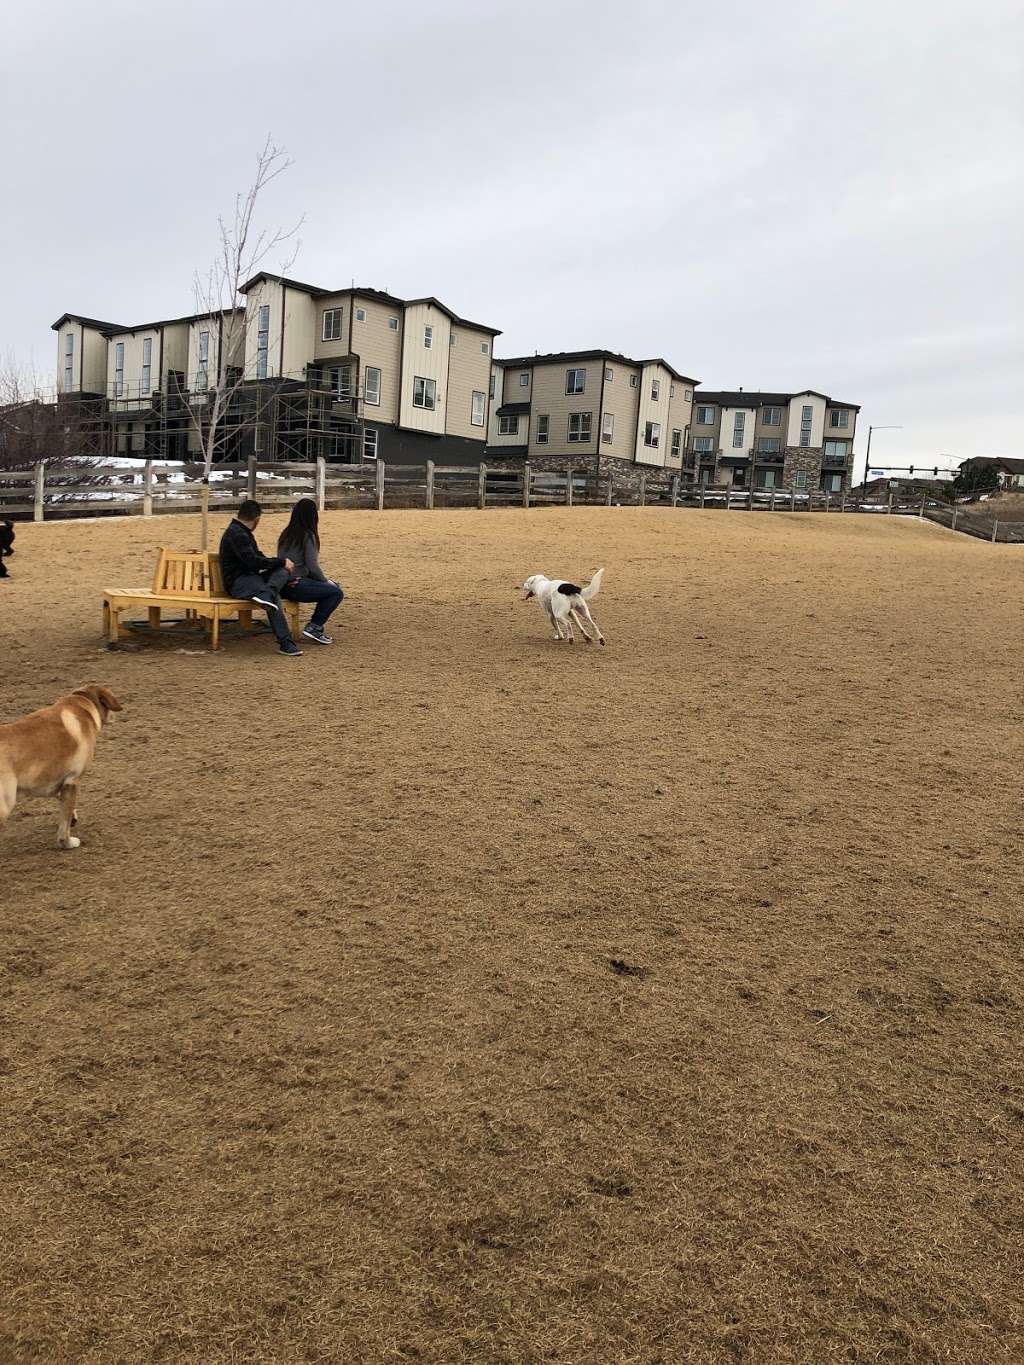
left=252, top=594, right=280, bottom=611
left=302, top=623, right=333, bottom=645
left=278, top=641, right=303, bottom=657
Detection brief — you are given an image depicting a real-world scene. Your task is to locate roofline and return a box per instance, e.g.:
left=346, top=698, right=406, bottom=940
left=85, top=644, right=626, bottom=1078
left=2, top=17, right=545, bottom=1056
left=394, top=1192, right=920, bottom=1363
left=495, top=349, right=696, bottom=384
left=240, top=273, right=501, bottom=333
left=51, top=312, right=127, bottom=332
left=695, top=388, right=862, bottom=410
left=100, top=308, right=242, bottom=338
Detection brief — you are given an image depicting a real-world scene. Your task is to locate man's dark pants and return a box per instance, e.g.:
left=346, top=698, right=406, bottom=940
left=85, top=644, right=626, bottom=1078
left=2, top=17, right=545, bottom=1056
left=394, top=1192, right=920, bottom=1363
left=281, top=578, right=344, bottom=628
left=230, top=567, right=294, bottom=646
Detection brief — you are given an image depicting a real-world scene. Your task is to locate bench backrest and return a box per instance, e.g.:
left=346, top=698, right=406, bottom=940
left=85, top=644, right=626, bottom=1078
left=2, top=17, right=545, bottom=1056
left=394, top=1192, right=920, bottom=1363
left=152, top=548, right=220, bottom=598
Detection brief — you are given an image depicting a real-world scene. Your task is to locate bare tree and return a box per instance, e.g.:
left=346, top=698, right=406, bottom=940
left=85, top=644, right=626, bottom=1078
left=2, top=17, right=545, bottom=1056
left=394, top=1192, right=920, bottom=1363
left=0, top=356, right=67, bottom=470
left=178, top=136, right=303, bottom=542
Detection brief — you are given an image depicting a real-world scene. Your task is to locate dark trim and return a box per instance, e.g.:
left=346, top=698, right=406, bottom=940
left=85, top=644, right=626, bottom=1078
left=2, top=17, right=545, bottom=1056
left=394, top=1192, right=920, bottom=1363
left=157, top=325, right=164, bottom=396
left=279, top=285, right=287, bottom=378
left=397, top=305, right=407, bottom=427
left=444, top=308, right=453, bottom=435
left=79, top=322, right=84, bottom=389
left=595, top=360, right=606, bottom=459
left=51, top=312, right=125, bottom=333
left=217, top=313, right=223, bottom=386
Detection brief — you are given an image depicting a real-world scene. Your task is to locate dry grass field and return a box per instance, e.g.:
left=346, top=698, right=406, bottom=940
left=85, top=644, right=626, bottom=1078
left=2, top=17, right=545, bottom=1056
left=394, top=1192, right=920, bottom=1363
left=1, top=507, right=1022, bottom=1365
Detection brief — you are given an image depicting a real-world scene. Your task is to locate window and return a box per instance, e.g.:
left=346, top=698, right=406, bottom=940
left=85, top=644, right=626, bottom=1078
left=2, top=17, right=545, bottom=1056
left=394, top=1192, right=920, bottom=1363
left=363, top=427, right=379, bottom=461
left=830, top=409, right=850, bottom=428
left=794, top=470, right=808, bottom=489
left=488, top=374, right=496, bottom=399
left=602, top=412, right=615, bottom=443
left=364, top=366, right=381, bottom=406
left=536, top=415, right=549, bottom=444
left=471, top=391, right=485, bottom=427
left=565, top=368, right=585, bottom=395
left=757, top=469, right=778, bottom=489
left=762, top=406, right=781, bottom=426
left=800, top=404, right=813, bottom=448
left=651, top=378, right=661, bottom=401
left=824, top=440, right=848, bottom=458
left=141, top=337, right=152, bottom=396
left=732, top=411, right=746, bottom=448
left=629, top=374, right=638, bottom=389
left=388, top=316, right=399, bottom=331
left=498, top=415, right=519, bottom=435
left=481, top=341, right=489, bottom=354
left=423, top=325, right=433, bottom=349
left=328, top=364, right=354, bottom=397
left=256, top=305, right=269, bottom=379
left=322, top=308, right=343, bottom=342
left=605, top=367, right=613, bottom=382
left=644, top=421, right=661, bottom=448
left=670, top=384, right=676, bottom=398
left=519, top=372, right=529, bottom=387
left=63, top=332, right=74, bottom=390
left=822, top=471, right=843, bottom=492
left=684, top=389, right=692, bottom=401
left=355, top=307, right=366, bottom=322
left=756, top=438, right=781, bottom=454
left=114, top=341, right=125, bottom=397
left=568, top=412, right=592, bottom=442
left=413, top=376, right=436, bottom=410
left=696, top=405, right=715, bottom=424
left=694, top=436, right=714, bottom=453
left=450, top=334, right=457, bottom=347
left=671, top=429, right=682, bottom=458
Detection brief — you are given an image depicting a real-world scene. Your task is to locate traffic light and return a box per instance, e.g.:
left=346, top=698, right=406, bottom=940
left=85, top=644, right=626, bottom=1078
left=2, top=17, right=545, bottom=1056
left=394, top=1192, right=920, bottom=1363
left=933, top=467, right=938, bottom=476
left=909, top=465, right=914, bottom=475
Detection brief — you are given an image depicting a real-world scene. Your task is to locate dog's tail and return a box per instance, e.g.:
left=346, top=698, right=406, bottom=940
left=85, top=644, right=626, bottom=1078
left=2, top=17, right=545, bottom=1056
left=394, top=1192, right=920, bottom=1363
left=581, top=568, right=604, bottom=601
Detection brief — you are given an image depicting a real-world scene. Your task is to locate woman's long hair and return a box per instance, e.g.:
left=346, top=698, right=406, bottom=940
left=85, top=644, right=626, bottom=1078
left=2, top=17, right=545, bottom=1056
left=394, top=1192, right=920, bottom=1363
left=278, top=497, right=320, bottom=556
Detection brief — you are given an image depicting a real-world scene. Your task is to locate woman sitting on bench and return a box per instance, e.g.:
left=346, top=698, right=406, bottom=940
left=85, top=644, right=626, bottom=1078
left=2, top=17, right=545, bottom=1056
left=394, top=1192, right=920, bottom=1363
left=277, top=499, right=345, bottom=647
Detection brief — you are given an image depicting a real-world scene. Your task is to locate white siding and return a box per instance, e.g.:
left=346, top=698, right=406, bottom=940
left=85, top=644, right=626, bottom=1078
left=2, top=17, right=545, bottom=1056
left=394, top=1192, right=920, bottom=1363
left=720, top=405, right=757, bottom=459
left=786, top=393, right=827, bottom=447
left=398, top=302, right=451, bottom=434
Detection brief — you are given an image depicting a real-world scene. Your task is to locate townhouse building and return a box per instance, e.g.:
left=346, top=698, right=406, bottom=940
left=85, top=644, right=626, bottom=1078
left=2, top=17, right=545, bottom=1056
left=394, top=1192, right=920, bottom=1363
left=685, top=390, right=859, bottom=493
left=51, top=274, right=501, bottom=464
left=485, top=350, right=698, bottom=476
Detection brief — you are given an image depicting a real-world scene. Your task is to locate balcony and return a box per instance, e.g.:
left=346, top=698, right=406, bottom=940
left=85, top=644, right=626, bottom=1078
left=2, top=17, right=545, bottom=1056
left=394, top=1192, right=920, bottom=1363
left=822, top=450, right=850, bottom=466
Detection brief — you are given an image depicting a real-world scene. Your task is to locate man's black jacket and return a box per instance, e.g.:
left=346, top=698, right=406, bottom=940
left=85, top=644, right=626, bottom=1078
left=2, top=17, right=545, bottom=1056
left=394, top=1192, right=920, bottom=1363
left=218, top=519, right=284, bottom=593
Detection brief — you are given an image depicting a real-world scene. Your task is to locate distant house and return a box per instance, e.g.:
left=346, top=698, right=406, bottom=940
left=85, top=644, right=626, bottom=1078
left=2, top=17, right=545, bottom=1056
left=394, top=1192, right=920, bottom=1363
left=957, top=457, right=1024, bottom=489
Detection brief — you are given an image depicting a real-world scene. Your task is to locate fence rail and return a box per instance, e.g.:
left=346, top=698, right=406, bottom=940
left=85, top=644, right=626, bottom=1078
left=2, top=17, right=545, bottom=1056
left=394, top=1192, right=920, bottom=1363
left=1, top=459, right=1020, bottom=541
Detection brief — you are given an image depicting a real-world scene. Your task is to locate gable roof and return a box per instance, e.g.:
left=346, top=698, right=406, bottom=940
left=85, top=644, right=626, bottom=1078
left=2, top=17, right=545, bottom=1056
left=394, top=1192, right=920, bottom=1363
left=959, top=455, right=1024, bottom=474
left=239, top=273, right=501, bottom=334
left=496, top=349, right=699, bottom=385
left=51, top=312, right=127, bottom=333
left=695, top=389, right=861, bottom=409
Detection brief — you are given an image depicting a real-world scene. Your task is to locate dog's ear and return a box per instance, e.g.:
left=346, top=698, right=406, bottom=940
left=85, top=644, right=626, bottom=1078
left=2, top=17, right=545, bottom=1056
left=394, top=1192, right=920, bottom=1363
left=74, top=685, right=123, bottom=716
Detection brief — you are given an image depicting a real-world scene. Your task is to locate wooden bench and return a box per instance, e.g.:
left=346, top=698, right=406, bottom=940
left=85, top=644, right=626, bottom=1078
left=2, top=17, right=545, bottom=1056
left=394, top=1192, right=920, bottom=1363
left=103, top=549, right=300, bottom=650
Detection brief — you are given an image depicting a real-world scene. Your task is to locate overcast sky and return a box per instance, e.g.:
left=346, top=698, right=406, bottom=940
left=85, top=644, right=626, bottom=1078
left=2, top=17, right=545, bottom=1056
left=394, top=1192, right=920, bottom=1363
left=3, top=0, right=1021, bottom=467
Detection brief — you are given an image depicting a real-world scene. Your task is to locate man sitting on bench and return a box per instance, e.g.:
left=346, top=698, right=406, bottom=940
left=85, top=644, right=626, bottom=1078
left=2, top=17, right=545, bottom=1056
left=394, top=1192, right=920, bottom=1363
left=219, top=499, right=303, bottom=657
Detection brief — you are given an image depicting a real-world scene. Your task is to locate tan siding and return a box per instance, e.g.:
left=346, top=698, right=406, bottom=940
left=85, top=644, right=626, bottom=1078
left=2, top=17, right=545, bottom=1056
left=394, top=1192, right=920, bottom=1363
left=824, top=406, right=857, bottom=446
left=530, top=361, right=598, bottom=456
left=634, top=363, right=674, bottom=465
left=691, top=400, right=722, bottom=454
left=351, top=296, right=403, bottom=424
left=598, top=362, right=640, bottom=461
left=504, top=366, right=532, bottom=403
left=490, top=412, right=530, bottom=447
left=106, top=328, right=160, bottom=409
left=56, top=322, right=85, bottom=393
left=162, top=322, right=189, bottom=380
left=445, top=324, right=492, bottom=441
left=312, top=295, right=349, bottom=361
left=243, top=279, right=281, bottom=379
left=786, top=393, right=827, bottom=447
left=399, top=302, right=451, bottom=433
left=282, top=288, right=316, bottom=379
left=665, top=378, right=692, bottom=467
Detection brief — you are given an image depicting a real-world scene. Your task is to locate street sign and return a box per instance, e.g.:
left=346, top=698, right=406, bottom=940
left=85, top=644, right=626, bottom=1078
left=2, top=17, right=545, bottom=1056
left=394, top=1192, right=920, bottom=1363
left=868, top=468, right=886, bottom=478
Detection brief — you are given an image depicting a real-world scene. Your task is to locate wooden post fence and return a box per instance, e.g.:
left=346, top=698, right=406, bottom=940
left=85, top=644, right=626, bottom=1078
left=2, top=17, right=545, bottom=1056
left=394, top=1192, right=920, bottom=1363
left=699, top=485, right=706, bottom=508
left=770, top=490, right=777, bottom=512
left=478, top=463, right=487, bottom=510
left=315, top=456, right=326, bottom=512
left=565, top=468, right=573, bottom=507
left=246, top=455, right=257, bottom=499
left=790, top=490, right=796, bottom=511
left=887, top=491, right=893, bottom=514
left=523, top=462, right=531, bottom=508
left=605, top=473, right=613, bottom=506
left=143, top=459, right=154, bottom=517
left=638, top=472, right=647, bottom=507
left=376, top=459, right=385, bottom=511
left=991, top=519, right=999, bottom=542
left=33, top=462, right=45, bottom=522
left=426, top=460, right=435, bottom=509
left=671, top=474, right=680, bottom=507
left=726, top=486, right=732, bottom=511
left=951, top=505, right=958, bottom=531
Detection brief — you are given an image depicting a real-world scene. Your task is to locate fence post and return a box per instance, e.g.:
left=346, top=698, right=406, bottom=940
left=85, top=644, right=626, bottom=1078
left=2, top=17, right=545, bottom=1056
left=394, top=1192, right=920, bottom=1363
left=316, top=456, right=326, bottom=512
left=790, top=489, right=796, bottom=511
left=952, top=504, right=958, bottom=531
left=143, top=459, right=154, bottom=517
left=376, top=459, right=385, bottom=511
left=605, top=472, right=613, bottom=506
left=523, top=462, right=531, bottom=509
left=824, top=493, right=830, bottom=513
left=671, top=474, right=679, bottom=507
left=638, top=472, right=647, bottom=507
left=919, top=491, right=926, bottom=519
left=887, top=491, right=893, bottom=514
left=991, top=519, right=999, bottom=543
left=841, top=490, right=847, bottom=513
left=478, top=463, right=487, bottom=510
left=246, top=455, right=257, bottom=499
left=770, top=490, right=777, bottom=512
left=426, top=459, right=435, bottom=509
left=699, top=484, right=706, bottom=509
left=749, top=488, right=755, bottom=511
left=565, top=467, right=573, bottom=507
left=726, top=486, right=732, bottom=511
left=33, top=461, right=46, bottom=522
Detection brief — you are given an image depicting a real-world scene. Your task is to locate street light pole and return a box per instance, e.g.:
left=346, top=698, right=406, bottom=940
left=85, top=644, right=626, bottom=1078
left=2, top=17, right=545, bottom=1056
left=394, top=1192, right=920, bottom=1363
left=862, top=425, right=903, bottom=492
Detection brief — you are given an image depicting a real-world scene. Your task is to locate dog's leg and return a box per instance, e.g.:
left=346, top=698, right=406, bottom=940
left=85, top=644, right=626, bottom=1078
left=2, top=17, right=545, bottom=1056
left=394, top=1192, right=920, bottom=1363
left=562, top=608, right=575, bottom=643
left=570, top=608, right=594, bottom=643
left=548, top=607, right=563, bottom=641
left=577, top=600, right=605, bottom=646
left=57, top=782, right=81, bottom=850
left=0, top=777, right=14, bottom=835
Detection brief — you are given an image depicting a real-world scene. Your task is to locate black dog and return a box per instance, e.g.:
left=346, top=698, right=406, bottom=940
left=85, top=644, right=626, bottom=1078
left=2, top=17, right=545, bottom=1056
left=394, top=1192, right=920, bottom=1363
left=0, top=520, right=14, bottom=579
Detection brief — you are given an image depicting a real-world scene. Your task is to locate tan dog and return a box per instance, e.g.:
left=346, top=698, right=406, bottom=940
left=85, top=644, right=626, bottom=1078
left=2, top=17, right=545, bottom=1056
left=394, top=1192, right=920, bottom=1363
left=0, top=685, right=122, bottom=850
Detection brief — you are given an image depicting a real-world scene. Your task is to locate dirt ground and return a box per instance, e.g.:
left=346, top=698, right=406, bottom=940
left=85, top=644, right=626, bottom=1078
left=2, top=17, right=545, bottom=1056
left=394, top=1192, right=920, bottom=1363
left=1, top=507, right=1022, bottom=1365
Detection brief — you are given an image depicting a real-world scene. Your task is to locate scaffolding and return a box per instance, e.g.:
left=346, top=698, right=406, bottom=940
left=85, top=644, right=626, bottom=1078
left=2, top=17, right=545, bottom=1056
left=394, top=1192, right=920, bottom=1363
left=29, top=367, right=369, bottom=465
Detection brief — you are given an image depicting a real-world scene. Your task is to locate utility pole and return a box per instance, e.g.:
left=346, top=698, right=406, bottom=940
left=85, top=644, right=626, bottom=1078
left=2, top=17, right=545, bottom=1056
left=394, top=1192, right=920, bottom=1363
left=862, top=425, right=903, bottom=492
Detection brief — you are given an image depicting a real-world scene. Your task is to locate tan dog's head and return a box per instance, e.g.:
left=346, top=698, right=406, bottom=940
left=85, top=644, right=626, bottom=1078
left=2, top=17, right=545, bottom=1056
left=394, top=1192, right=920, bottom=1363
left=72, top=685, right=123, bottom=723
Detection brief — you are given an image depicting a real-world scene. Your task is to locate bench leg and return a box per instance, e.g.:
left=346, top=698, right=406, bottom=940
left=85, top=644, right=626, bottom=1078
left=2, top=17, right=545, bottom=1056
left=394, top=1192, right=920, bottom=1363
left=211, top=609, right=221, bottom=652
left=102, top=601, right=110, bottom=641
left=148, top=606, right=161, bottom=630
left=238, top=607, right=254, bottom=632
left=108, top=606, right=121, bottom=645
